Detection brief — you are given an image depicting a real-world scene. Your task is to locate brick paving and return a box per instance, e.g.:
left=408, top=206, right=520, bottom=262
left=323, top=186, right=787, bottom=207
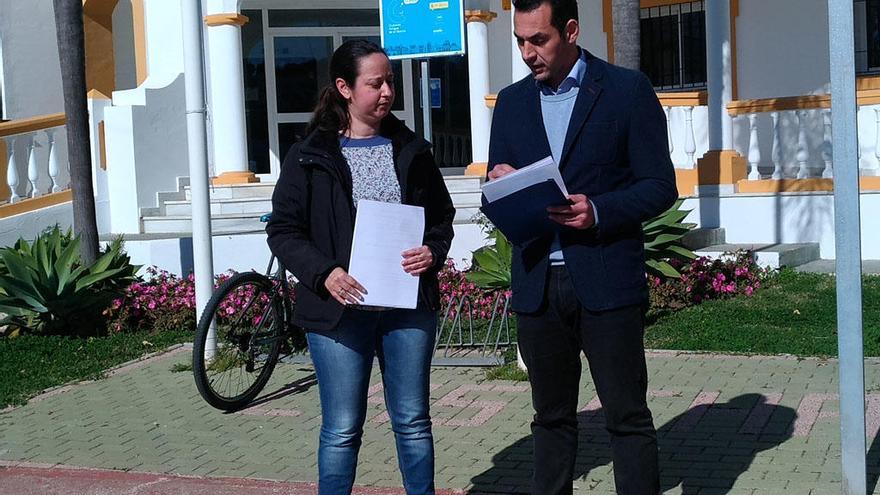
left=2, top=346, right=880, bottom=494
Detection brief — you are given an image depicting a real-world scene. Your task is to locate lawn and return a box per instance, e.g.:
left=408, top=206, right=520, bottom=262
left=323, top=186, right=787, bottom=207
left=0, top=329, right=191, bottom=408
left=644, top=269, right=880, bottom=357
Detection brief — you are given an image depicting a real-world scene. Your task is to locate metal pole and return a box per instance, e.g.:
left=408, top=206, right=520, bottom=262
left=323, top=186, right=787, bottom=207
left=420, top=59, right=432, bottom=143
left=828, top=1, right=866, bottom=493
left=181, top=0, right=217, bottom=357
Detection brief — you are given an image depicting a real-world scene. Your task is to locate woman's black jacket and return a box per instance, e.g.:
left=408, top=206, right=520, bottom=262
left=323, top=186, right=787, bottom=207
left=266, top=116, right=456, bottom=331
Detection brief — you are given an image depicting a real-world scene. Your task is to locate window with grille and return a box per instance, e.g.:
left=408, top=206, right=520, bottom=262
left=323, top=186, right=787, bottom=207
left=639, top=1, right=707, bottom=91
left=855, top=0, right=880, bottom=74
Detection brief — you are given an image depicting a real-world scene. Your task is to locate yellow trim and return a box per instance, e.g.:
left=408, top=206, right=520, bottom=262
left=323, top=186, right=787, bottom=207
left=501, top=0, right=511, bottom=10
left=0, top=190, right=73, bottom=219
left=736, top=179, right=832, bottom=194
left=98, top=122, right=108, bottom=171
left=212, top=171, right=260, bottom=185
left=0, top=139, right=8, bottom=200
left=0, top=114, right=66, bottom=139
left=696, top=150, right=747, bottom=185
left=857, top=75, right=880, bottom=91
left=861, top=177, right=880, bottom=191
left=735, top=177, right=880, bottom=193
left=674, top=168, right=698, bottom=197
left=83, top=4, right=116, bottom=98
left=657, top=91, right=708, bottom=107
left=728, top=95, right=830, bottom=116
left=485, top=94, right=497, bottom=108
left=464, top=10, right=497, bottom=23
left=603, top=0, right=613, bottom=64
left=204, top=13, right=249, bottom=27
left=133, top=0, right=148, bottom=85
left=465, top=162, right=487, bottom=177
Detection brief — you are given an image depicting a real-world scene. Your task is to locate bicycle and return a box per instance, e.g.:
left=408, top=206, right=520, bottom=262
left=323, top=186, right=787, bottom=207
left=192, top=213, right=307, bottom=411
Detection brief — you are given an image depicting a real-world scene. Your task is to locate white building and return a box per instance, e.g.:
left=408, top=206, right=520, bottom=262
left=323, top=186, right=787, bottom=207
left=1, top=0, right=879, bottom=275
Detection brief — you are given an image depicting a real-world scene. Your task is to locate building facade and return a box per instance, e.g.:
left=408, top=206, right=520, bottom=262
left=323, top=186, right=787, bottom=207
left=1, top=0, right=880, bottom=274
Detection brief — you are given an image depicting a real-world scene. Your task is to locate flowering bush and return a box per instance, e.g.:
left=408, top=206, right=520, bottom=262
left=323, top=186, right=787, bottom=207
left=438, top=259, right=511, bottom=320
left=648, top=251, right=768, bottom=312
left=105, top=267, right=202, bottom=334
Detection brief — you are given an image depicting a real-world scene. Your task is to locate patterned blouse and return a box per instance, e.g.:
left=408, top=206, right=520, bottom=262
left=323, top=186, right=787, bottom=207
left=339, top=135, right=401, bottom=208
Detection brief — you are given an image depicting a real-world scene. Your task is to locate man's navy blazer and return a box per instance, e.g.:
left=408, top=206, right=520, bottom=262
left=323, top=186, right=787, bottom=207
left=487, top=50, right=678, bottom=314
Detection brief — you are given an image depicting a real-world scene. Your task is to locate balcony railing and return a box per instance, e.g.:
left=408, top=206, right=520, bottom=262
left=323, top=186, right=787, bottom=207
left=0, top=113, right=69, bottom=205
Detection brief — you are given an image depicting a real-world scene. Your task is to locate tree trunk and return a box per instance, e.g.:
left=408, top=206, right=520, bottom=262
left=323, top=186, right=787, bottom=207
left=612, top=0, right=641, bottom=71
left=52, top=0, right=99, bottom=265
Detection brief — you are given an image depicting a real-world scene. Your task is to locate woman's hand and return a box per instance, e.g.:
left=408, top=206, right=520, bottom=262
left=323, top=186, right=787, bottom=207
left=324, top=267, right=367, bottom=305
left=401, top=245, right=434, bottom=276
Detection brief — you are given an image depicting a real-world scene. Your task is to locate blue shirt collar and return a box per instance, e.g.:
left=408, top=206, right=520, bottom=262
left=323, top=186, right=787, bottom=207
left=537, top=48, right=588, bottom=96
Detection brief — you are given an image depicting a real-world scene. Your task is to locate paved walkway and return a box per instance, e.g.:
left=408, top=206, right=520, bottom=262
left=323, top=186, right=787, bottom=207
left=2, top=346, right=880, bottom=494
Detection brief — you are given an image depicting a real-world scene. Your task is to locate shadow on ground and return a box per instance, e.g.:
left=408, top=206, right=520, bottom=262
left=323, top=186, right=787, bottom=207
left=469, top=393, right=796, bottom=494
left=230, top=372, right=318, bottom=414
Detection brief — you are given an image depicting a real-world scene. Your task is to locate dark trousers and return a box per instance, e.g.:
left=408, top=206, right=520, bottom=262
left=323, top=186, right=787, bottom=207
left=517, top=266, right=659, bottom=495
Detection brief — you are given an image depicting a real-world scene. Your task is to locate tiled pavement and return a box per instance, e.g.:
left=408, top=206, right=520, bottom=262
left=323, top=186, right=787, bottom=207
left=2, top=346, right=880, bottom=494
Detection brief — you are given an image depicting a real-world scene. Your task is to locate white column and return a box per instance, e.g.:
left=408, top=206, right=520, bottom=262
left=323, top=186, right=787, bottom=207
left=205, top=3, right=254, bottom=184
left=510, top=5, right=531, bottom=82
left=705, top=0, right=734, bottom=151
left=465, top=10, right=497, bottom=164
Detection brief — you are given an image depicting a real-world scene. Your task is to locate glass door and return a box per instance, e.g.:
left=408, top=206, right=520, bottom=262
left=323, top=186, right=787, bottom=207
left=262, top=25, right=415, bottom=179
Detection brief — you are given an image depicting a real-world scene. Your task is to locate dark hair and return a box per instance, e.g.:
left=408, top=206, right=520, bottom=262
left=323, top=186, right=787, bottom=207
left=512, top=0, right=578, bottom=36
left=307, top=39, right=388, bottom=135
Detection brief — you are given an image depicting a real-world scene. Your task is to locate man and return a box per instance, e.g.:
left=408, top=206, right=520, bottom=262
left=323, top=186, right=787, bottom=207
left=486, top=0, right=678, bottom=493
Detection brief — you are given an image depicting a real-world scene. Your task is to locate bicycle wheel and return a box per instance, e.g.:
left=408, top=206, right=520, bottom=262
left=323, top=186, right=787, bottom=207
left=193, top=271, right=284, bottom=411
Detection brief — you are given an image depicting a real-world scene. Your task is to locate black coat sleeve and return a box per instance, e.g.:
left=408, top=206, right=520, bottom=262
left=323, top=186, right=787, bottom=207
left=590, top=73, right=679, bottom=239
left=266, top=151, right=339, bottom=296
left=419, top=151, right=456, bottom=271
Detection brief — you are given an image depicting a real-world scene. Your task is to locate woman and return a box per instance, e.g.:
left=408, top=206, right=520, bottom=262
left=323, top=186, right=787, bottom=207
left=266, top=39, right=455, bottom=495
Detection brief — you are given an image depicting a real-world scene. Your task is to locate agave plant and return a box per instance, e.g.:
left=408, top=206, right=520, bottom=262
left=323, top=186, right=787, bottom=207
left=643, top=199, right=697, bottom=278
left=0, top=227, right=140, bottom=336
left=466, top=228, right=512, bottom=289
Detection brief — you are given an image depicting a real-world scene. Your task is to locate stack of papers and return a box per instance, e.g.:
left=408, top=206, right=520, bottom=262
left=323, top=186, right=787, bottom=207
left=480, top=156, right=570, bottom=245
left=348, top=200, right=424, bottom=309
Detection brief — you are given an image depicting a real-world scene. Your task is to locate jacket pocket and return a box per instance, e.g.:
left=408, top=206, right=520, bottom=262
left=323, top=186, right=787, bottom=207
left=575, top=121, right=618, bottom=165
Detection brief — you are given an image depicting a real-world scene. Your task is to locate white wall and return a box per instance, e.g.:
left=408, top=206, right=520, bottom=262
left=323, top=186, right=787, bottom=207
left=683, top=191, right=880, bottom=260
left=0, top=202, right=73, bottom=248
left=0, top=0, right=64, bottom=119
left=736, top=0, right=830, bottom=100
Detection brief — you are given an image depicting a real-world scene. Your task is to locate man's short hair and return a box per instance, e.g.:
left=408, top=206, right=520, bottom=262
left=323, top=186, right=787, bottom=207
left=512, top=0, right=579, bottom=36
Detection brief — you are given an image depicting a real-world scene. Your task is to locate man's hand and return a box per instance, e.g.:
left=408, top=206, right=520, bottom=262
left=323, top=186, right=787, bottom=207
left=547, top=194, right=595, bottom=230
left=324, top=267, right=367, bottom=305
left=487, top=163, right=516, bottom=181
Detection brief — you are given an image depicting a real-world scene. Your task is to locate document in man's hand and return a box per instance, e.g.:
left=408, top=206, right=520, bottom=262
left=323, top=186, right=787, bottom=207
left=480, top=156, right=570, bottom=245
left=348, top=200, right=425, bottom=309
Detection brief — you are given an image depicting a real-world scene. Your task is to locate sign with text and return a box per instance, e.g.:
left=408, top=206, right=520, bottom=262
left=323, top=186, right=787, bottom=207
left=380, top=0, right=466, bottom=59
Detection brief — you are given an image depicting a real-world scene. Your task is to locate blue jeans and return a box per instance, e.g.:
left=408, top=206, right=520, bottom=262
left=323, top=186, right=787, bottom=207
left=306, top=307, right=437, bottom=495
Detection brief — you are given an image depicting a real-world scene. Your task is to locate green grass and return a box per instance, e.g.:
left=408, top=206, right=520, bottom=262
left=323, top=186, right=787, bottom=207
left=644, top=269, right=880, bottom=357
left=0, top=329, right=191, bottom=408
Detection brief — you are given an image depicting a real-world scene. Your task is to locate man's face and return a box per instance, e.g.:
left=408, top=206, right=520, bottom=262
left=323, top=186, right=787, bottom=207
left=513, top=2, right=579, bottom=88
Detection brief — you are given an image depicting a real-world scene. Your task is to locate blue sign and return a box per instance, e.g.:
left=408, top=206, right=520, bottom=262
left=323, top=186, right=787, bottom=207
left=380, top=0, right=466, bottom=60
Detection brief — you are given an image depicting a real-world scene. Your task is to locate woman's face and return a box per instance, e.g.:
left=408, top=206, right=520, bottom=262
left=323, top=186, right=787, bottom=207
left=337, top=52, right=395, bottom=129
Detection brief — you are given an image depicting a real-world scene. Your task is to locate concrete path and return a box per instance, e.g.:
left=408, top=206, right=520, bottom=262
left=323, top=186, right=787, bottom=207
left=2, top=346, right=880, bottom=494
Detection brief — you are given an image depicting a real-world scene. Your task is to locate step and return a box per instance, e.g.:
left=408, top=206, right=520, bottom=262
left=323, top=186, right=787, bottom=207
left=443, top=175, right=483, bottom=193
left=695, top=243, right=820, bottom=269
left=795, top=259, right=880, bottom=275
left=162, top=197, right=272, bottom=216
left=449, top=190, right=482, bottom=206
left=453, top=204, right=482, bottom=225
left=141, top=213, right=266, bottom=235
left=184, top=183, right=276, bottom=200
left=681, top=228, right=726, bottom=250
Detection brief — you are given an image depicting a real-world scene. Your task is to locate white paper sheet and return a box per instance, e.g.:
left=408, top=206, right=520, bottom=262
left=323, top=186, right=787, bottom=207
left=348, top=200, right=425, bottom=309
left=480, top=156, right=569, bottom=202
